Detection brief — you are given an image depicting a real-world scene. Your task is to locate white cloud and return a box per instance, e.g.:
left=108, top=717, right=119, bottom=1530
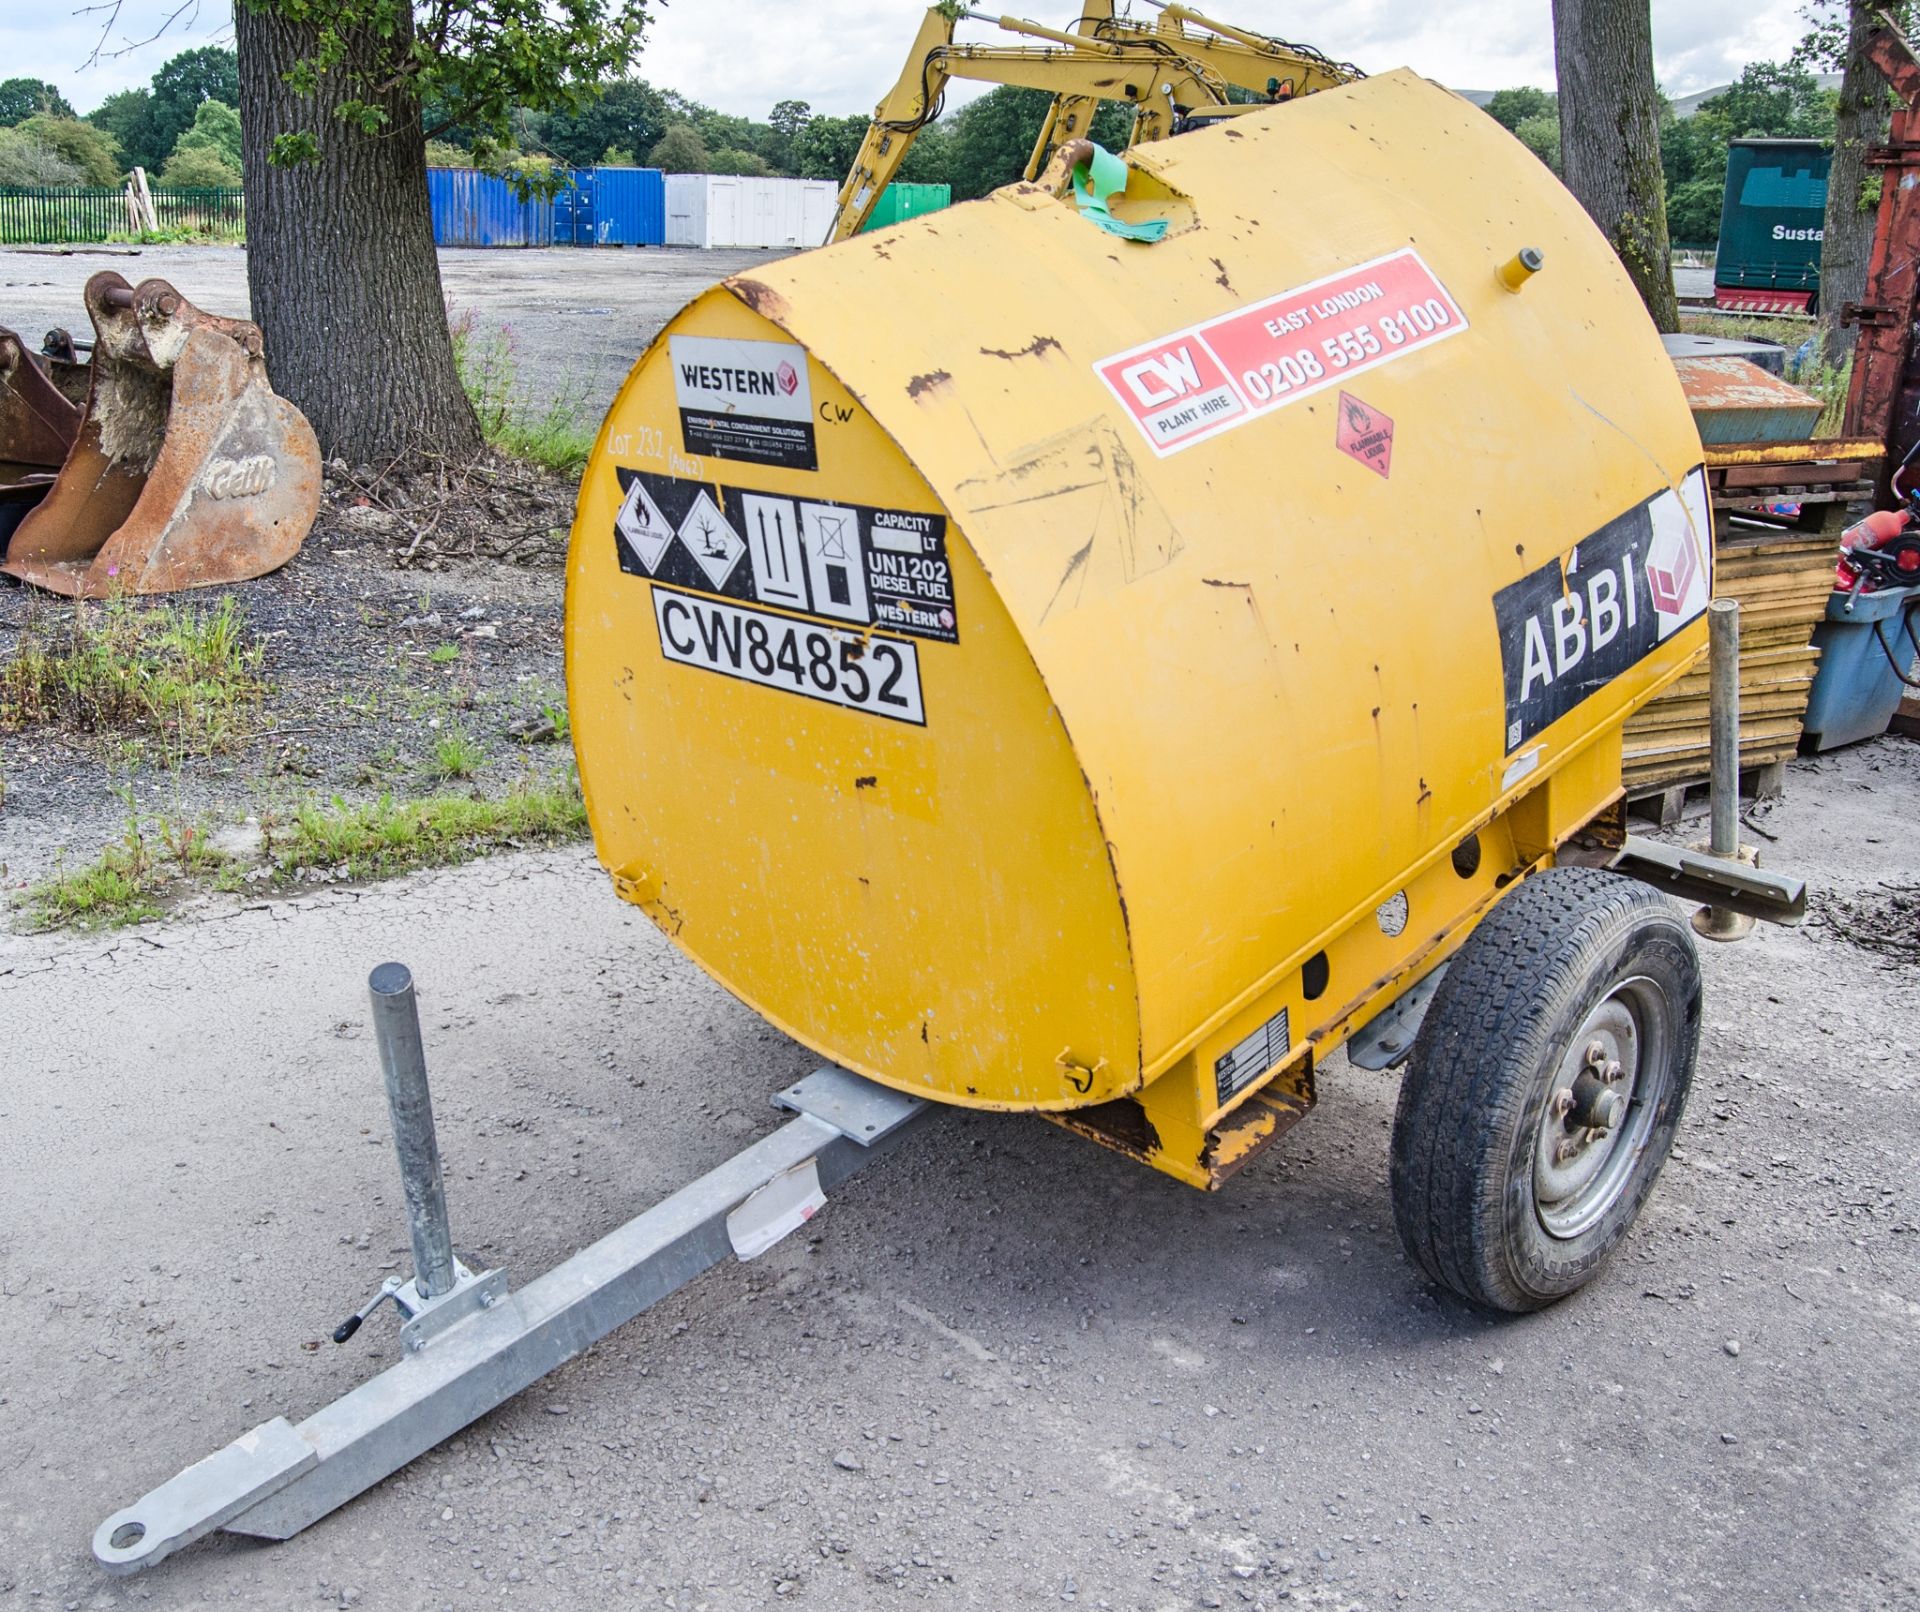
left=0, top=0, right=1817, bottom=122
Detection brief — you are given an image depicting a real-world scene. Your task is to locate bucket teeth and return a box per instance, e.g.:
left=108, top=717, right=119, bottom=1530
left=1, top=272, right=320, bottom=598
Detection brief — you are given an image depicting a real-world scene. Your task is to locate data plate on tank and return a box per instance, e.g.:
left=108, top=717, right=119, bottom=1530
left=1215, top=1006, right=1291, bottom=1106
left=1493, top=467, right=1711, bottom=753
left=652, top=587, right=926, bottom=725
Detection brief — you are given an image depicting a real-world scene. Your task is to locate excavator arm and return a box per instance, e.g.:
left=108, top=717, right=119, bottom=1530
left=824, top=1, right=1364, bottom=245
left=825, top=6, right=1230, bottom=242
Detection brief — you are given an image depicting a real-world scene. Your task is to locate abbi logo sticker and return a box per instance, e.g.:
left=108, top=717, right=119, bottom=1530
left=1644, top=483, right=1710, bottom=628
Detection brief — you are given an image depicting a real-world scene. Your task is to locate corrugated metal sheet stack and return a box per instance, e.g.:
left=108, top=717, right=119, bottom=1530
left=1621, top=345, right=1850, bottom=798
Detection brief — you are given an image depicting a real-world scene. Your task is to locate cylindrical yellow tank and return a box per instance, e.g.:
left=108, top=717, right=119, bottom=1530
left=566, top=70, right=1711, bottom=1179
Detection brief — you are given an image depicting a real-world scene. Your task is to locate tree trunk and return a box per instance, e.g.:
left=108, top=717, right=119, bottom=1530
left=1819, top=3, right=1889, bottom=363
left=235, top=7, right=483, bottom=464
left=1552, top=0, right=1680, bottom=331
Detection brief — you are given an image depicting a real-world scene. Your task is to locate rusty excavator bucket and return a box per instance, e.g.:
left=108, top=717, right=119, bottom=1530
left=0, top=325, right=82, bottom=549
left=1, top=272, right=320, bottom=598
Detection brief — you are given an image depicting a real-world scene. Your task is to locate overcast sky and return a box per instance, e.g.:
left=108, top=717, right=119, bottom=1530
left=13, top=1, right=1812, bottom=120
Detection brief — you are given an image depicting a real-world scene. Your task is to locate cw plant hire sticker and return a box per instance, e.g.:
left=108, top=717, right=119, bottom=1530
left=1093, top=247, right=1466, bottom=456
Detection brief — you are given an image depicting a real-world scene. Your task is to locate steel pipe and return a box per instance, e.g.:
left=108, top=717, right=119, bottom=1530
left=1707, top=598, right=1741, bottom=857
left=368, top=962, right=456, bottom=1301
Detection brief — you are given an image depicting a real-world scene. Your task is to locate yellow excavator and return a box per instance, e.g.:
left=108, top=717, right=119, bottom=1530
left=825, top=0, right=1363, bottom=242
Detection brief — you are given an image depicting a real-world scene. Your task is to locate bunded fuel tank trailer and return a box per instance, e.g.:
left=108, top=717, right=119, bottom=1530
left=90, top=66, right=1818, bottom=1581
left=563, top=68, right=1753, bottom=1313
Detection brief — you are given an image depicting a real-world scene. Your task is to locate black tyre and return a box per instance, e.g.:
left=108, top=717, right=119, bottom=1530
left=1389, top=867, right=1702, bottom=1313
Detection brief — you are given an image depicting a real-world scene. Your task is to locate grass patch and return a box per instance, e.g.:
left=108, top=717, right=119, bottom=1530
left=270, top=774, right=587, bottom=884
left=428, top=643, right=461, bottom=665
left=26, top=802, right=228, bottom=931
left=20, top=774, right=588, bottom=932
left=430, top=724, right=485, bottom=781
left=0, top=594, right=266, bottom=760
left=451, top=311, right=596, bottom=476
left=1677, top=310, right=1815, bottom=344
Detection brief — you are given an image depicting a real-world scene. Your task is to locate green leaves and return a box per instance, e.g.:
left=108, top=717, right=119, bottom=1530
left=245, top=0, right=651, bottom=164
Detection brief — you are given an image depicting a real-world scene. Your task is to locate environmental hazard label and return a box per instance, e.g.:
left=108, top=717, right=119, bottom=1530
left=613, top=467, right=958, bottom=645
left=670, top=334, right=818, bottom=471
left=1494, top=467, right=1712, bottom=754
left=1093, top=248, right=1467, bottom=457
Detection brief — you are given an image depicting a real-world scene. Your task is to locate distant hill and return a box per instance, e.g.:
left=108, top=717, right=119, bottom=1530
left=1454, top=74, right=1842, bottom=119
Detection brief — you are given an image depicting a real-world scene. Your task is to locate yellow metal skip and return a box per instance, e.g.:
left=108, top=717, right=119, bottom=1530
left=566, top=70, right=1712, bottom=1189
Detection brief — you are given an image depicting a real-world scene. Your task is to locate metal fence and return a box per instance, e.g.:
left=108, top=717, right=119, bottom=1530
left=0, top=187, right=245, bottom=245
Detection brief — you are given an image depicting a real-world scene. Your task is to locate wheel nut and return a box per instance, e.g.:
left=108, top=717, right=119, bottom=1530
left=1602, top=1060, right=1624, bottom=1084
left=1550, top=1088, right=1575, bottom=1120
left=1584, top=1038, right=1608, bottom=1067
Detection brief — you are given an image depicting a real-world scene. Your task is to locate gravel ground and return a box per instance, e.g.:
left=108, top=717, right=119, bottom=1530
left=1, top=243, right=787, bottom=420
left=0, top=243, right=786, bottom=898
left=0, top=738, right=1915, bottom=1611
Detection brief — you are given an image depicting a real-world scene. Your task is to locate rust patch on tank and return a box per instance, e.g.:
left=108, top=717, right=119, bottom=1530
left=1050, top=1096, right=1160, bottom=1161
left=906, top=369, right=953, bottom=400
left=1210, top=256, right=1236, bottom=295
left=980, top=334, right=1064, bottom=362
left=728, top=278, right=791, bottom=322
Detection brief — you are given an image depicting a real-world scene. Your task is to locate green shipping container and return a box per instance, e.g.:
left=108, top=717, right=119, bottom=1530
left=860, top=183, right=952, bottom=232
left=1713, top=138, right=1829, bottom=314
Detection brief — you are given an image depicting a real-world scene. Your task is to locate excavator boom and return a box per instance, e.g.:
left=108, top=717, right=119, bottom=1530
left=826, top=1, right=1362, bottom=243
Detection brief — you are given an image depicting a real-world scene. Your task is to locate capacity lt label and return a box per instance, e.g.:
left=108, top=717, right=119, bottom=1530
left=1094, top=248, right=1468, bottom=456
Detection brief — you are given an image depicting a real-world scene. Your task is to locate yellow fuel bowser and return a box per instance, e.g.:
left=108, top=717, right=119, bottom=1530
left=567, top=70, right=1793, bottom=1313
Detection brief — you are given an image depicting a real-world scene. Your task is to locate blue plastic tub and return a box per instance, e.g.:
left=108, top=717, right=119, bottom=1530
left=1803, top=584, right=1920, bottom=750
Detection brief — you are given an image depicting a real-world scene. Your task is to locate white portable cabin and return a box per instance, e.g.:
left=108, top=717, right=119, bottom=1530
left=663, top=174, right=839, bottom=249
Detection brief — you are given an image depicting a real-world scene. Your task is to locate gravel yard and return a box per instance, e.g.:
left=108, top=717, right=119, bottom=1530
left=1, top=243, right=1916, bottom=1612
left=0, top=738, right=1915, bottom=1611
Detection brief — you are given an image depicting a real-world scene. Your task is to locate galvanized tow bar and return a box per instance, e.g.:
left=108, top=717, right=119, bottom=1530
left=92, top=963, right=931, bottom=1576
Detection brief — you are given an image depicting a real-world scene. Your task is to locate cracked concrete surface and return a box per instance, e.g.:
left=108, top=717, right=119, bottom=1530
left=1, top=741, right=1916, bottom=1611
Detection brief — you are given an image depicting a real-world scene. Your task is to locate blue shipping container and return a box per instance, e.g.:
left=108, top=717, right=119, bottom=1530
left=588, top=167, right=666, bottom=246
left=427, top=168, right=554, bottom=247
left=552, top=169, right=597, bottom=246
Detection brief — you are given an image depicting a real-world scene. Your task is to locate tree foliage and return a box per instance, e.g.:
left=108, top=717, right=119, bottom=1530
left=160, top=144, right=243, bottom=187
left=0, top=79, right=75, bottom=125
left=646, top=122, right=708, bottom=172
left=241, top=0, right=650, bottom=179
left=0, top=126, right=85, bottom=186
left=537, top=79, right=667, bottom=168
left=172, top=98, right=244, bottom=169
left=15, top=115, right=121, bottom=184
left=1486, top=86, right=1557, bottom=132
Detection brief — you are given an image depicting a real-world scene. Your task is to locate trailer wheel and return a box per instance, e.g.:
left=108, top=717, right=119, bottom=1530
left=1389, top=867, right=1701, bottom=1312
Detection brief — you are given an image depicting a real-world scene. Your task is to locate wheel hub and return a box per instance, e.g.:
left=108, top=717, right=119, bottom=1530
left=1532, top=985, right=1667, bottom=1240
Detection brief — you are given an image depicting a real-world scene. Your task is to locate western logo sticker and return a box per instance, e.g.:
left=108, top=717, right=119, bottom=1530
left=669, top=334, right=817, bottom=471
left=1494, top=467, right=1712, bottom=754
left=613, top=467, right=959, bottom=645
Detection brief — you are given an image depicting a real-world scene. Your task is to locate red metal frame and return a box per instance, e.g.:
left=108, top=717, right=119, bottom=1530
left=1840, top=22, right=1920, bottom=494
